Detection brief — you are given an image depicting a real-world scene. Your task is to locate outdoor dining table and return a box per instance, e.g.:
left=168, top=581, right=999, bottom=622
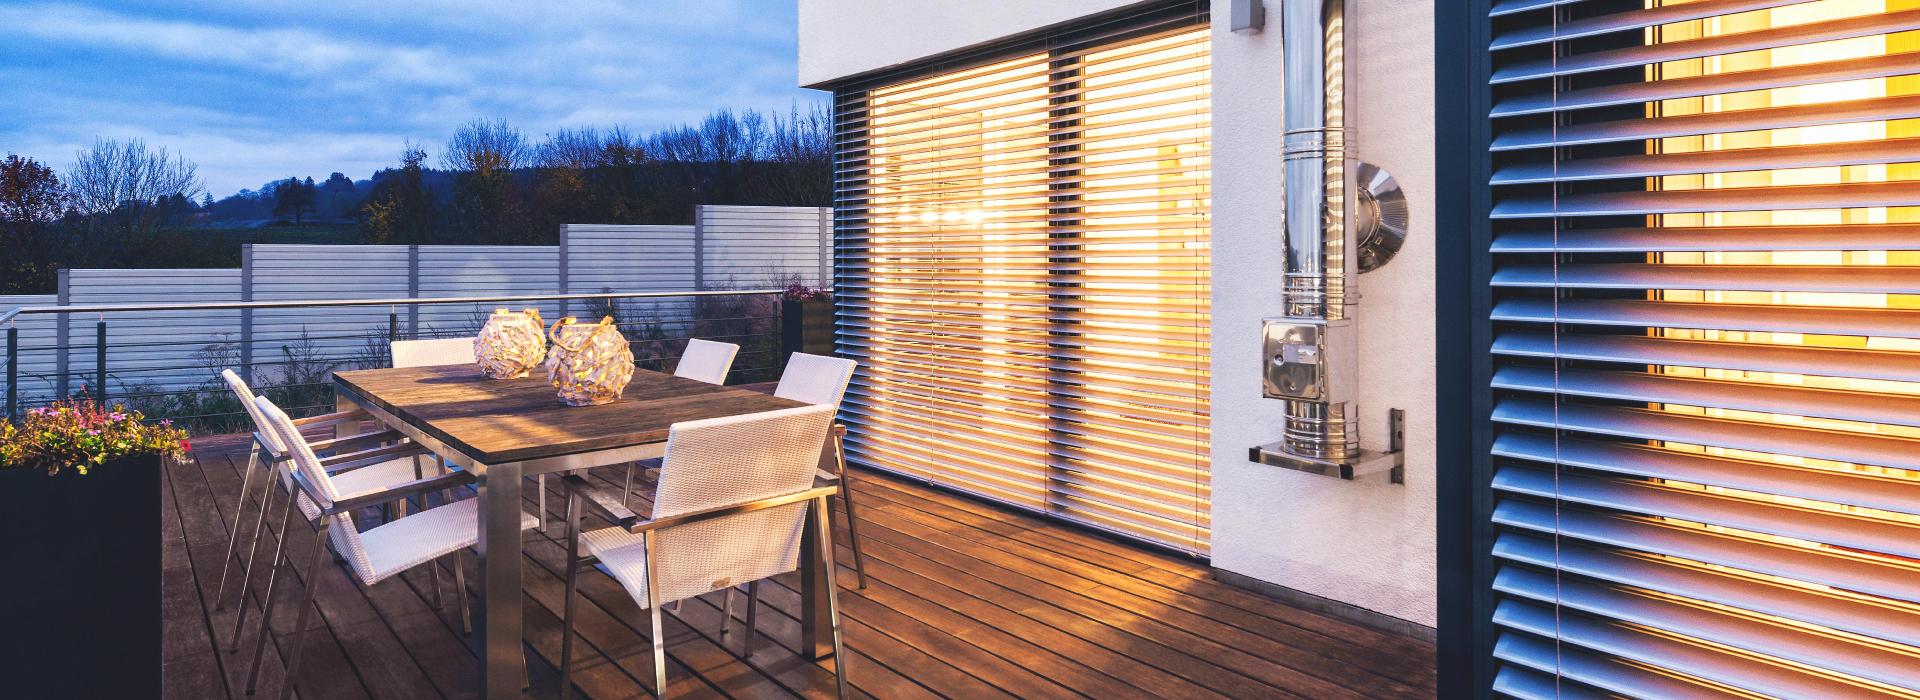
left=332, top=363, right=835, bottom=699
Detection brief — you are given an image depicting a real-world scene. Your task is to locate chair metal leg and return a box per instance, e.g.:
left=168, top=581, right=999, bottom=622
left=270, top=521, right=331, bottom=700
left=813, top=496, right=851, bottom=700
left=537, top=473, right=548, bottom=533
left=559, top=490, right=583, bottom=700
left=835, top=438, right=868, bottom=590
left=215, top=443, right=264, bottom=609
left=224, top=466, right=279, bottom=612
left=622, top=463, right=636, bottom=510
left=644, top=531, right=669, bottom=699
left=430, top=555, right=446, bottom=610
left=232, top=486, right=295, bottom=652
left=719, top=586, right=735, bottom=638
left=743, top=580, right=760, bottom=658
left=453, top=549, right=471, bottom=635
left=242, top=538, right=290, bottom=692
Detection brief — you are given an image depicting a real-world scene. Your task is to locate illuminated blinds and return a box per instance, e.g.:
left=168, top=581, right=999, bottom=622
left=1486, top=0, right=1920, bottom=697
left=833, top=8, right=1211, bottom=554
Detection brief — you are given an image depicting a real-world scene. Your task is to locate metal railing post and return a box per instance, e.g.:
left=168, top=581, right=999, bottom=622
left=7, top=323, right=17, bottom=420
left=389, top=309, right=400, bottom=343
left=95, top=318, right=107, bottom=403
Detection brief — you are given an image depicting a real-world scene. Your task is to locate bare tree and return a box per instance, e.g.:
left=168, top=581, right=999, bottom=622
left=536, top=127, right=605, bottom=169
left=65, top=138, right=203, bottom=216
left=442, top=118, right=528, bottom=173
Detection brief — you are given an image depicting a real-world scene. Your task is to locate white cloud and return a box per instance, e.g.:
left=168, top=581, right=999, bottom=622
left=0, top=0, right=824, bottom=197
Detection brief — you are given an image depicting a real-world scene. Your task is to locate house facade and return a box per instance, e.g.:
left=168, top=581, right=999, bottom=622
left=803, top=0, right=1920, bottom=697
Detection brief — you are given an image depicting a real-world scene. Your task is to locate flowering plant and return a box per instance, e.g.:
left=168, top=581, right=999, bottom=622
left=783, top=283, right=832, bottom=301
left=0, top=397, right=192, bottom=475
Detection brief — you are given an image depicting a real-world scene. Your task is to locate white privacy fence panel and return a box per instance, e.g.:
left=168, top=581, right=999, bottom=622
left=697, top=205, right=831, bottom=289
left=66, top=269, right=242, bottom=397
left=247, top=245, right=409, bottom=383
left=417, top=245, right=561, bottom=337
left=2, top=294, right=60, bottom=404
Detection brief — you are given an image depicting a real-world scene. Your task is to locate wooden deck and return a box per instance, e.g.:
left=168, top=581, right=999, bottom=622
left=164, top=432, right=1435, bottom=699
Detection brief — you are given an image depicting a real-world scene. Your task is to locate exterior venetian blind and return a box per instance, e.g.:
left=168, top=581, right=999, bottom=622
left=1486, top=1, right=1920, bottom=697
left=831, top=4, right=1212, bottom=554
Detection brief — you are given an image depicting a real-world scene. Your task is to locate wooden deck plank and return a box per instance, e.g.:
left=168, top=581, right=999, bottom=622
left=853, top=470, right=1440, bottom=689
left=856, top=484, right=1429, bottom=697
left=163, top=436, right=1435, bottom=700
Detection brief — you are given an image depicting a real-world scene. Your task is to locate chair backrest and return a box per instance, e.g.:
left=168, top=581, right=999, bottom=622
left=222, top=369, right=304, bottom=491
left=649, top=404, right=834, bottom=604
left=221, top=369, right=287, bottom=455
left=673, top=339, right=739, bottom=385
left=391, top=337, right=477, bottom=369
left=253, top=394, right=378, bottom=583
left=773, top=353, right=856, bottom=410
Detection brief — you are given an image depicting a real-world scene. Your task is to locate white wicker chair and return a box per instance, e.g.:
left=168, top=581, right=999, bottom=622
left=211, top=370, right=432, bottom=639
left=557, top=404, right=847, bottom=700
left=389, top=337, right=557, bottom=532
left=673, top=338, right=739, bottom=385
left=713, top=353, right=864, bottom=641
left=618, top=338, right=743, bottom=506
left=246, top=395, right=538, bottom=699
left=389, top=336, right=476, bottom=368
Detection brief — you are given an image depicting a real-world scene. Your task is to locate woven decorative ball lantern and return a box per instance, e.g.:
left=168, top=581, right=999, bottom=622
left=546, top=316, right=635, bottom=406
left=474, top=308, right=548, bottom=379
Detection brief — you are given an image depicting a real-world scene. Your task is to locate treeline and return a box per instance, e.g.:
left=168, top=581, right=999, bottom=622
left=0, top=105, right=831, bottom=294
left=360, top=106, right=831, bottom=246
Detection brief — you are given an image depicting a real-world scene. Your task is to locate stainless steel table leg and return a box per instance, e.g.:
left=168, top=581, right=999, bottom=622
left=798, top=497, right=832, bottom=660
left=474, top=461, right=525, bottom=699
left=332, top=393, right=361, bottom=440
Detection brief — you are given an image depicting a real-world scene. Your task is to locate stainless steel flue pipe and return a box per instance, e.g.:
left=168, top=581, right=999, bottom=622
left=1269, top=0, right=1360, bottom=460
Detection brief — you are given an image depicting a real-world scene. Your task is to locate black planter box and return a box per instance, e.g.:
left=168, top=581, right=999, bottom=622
left=781, top=298, right=836, bottom=363
left=0, top=454, right=163, bottom=698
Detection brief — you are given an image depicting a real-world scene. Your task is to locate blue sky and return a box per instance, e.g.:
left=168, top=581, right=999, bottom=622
left=0, top=1, right=824, bottom=197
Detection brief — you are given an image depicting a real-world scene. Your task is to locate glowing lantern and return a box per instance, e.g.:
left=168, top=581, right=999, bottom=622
left=474, top=308, right=548, bottom=379
left=545, top=316, right=634, bottom=406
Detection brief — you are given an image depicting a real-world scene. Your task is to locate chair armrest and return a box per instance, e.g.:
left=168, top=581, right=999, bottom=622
left=622, top=477, right=839, bottom=535
left=561, top=474, right=641, bottom=528
left=253, top=432, right=291, bottom=465
left=286, top=469, right=335, bottom=515
left=307, top=429, right=405, bottom=456
left=320, top=443, right=432, bottom=475
left=325, top=469, right=476, bottom=515
left=290, top=409, right=371, bottom=428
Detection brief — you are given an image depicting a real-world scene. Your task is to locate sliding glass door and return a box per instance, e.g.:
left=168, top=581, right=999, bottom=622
left=831, top=4, right=1212, bottom=554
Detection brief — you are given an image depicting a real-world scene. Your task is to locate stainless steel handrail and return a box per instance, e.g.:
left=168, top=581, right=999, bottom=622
left=1, top=288, right=786, bottom=323
left=3, top=288, right=798, bottom=420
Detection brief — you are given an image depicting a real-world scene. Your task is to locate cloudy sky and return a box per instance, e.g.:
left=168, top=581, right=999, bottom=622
left=0, top=1, right=825, bottom=197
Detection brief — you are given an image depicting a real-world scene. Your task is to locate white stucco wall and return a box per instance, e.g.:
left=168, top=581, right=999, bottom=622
left=796, top=0, right=1439, bottom=627
left=797, top=0, right=1151, bottom=86
left=1205, top=0, right=1437, bottom=628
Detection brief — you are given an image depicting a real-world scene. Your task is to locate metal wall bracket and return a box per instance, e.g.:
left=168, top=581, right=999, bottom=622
left=1249, top=408, right=1406, bottom=483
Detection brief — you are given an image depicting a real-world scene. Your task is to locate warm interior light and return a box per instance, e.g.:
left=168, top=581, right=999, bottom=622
left=1641, top=0, right=1920, bottom=684
left=855, top=28, right=1212, bottom=551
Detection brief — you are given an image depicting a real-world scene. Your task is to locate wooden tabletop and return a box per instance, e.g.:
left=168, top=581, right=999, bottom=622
left=333, top=364, right=805, bottom=464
